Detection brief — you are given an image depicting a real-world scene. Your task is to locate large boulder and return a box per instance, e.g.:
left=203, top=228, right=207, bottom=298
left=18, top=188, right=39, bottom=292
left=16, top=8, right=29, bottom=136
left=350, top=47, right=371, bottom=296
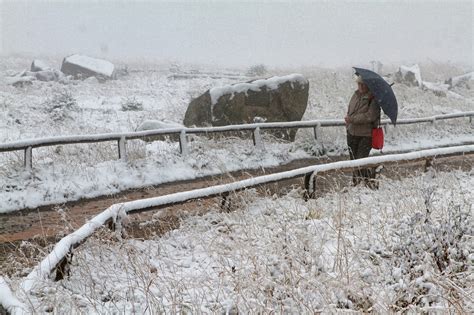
left=183, top=74, right=309, bottom=141
left=394, top=64, right=422, bottom=87
left=61, top=54, right=115, bottom=80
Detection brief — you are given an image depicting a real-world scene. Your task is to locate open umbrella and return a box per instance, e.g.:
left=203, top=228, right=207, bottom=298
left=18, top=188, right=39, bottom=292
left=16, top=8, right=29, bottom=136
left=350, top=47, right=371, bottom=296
left=353, top=67, right=398, bottom=124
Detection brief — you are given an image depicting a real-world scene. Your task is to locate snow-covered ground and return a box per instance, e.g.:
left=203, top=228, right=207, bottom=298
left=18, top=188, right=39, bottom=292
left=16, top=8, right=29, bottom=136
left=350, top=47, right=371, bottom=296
left=1, top=56, right=473, bottom=313
left=0, top=57, right=472, bottom=213
left=5, top=168, right=473, bottom=313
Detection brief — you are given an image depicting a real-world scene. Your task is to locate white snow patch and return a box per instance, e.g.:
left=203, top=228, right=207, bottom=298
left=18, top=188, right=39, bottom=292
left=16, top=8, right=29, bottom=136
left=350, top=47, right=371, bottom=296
left=209, top=73, right=307, bottom=105
left=8, top=169, right=473, bottom=313
left=422, top=81, right=449, bottom=94
left=0, top=277, right=26, bottom=313
left=136, top=119, right=183, bottom=131
left=31, top=59, right=52, bottom=72
left=449, top=72, right=474, bottom=87
left=64, top=54, right=115, bottom=77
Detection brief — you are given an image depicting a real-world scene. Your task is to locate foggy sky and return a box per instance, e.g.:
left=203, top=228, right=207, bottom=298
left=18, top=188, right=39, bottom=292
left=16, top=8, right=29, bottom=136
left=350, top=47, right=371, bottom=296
left=1, top=0, right=472, bottom=67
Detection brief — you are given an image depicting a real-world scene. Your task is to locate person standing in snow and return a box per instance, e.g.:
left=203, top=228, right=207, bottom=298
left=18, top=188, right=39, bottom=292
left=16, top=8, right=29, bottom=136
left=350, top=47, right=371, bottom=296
left=344, top=75, right=381, bottom=186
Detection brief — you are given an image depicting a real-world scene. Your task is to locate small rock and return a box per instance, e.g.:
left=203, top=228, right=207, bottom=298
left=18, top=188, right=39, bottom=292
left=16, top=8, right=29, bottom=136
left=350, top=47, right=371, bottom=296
left=31, top=59, right=52, bottom=72
left=394, top=64, right=422, bottom=87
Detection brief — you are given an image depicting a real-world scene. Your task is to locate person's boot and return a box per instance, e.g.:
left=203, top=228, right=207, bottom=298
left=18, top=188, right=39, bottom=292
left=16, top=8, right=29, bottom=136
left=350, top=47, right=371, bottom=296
left=365, top=165, right=383, bottom=190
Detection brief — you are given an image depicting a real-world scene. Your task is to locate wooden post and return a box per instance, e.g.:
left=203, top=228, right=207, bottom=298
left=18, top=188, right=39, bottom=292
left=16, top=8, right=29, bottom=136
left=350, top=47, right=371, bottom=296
left=107, top=215, right=125, bottom=239
left=221, top=192, right=231, bottom=212
left=303, top=172, right=317, bottom=200
left=118, top=137, right=127, bottom=162
left=179, top=130, right=188, bottom=155
left=54, top=252, right=73, bottom=281
left=313, top=126, right=318, bottom=140
left=252, top=127, right=263, bottom=149
left=424, top=158, right=434, bottom=172
left=24, top=146, right=32, bottom=171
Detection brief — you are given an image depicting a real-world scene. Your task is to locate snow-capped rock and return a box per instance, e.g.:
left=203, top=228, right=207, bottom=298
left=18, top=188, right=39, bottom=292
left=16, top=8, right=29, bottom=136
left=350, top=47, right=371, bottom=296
left=394, top=64, right=422, bottom=87
left=61, top=54, right=115, bottom=80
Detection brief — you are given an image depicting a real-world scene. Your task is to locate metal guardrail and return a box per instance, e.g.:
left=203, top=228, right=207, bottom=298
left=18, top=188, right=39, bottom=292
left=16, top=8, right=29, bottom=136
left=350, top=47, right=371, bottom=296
left=0, top=111, right=473, bottom=170
left=2, top=145, right=474, bottom=314
left=12, top=144, right=474, bottom=299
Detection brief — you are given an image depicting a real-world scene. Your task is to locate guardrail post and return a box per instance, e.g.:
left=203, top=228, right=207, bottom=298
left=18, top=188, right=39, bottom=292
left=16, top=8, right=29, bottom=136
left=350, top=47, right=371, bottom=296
left=179, top=130, right=188, bottom=155
left=424, top=158, right=434, bottom=172
left=303, top=172, right=317, bottom=200
left=313, top=126, right=318, bottom=140
left=252, top=127, right=263, bottom=149
left=118, top=137, right=127, bottom=162
left=107, top=215, right=125, bottom=239
left=24, top=146, right=32, bottom=171
left=54, top=253, right=73, bottom=281
left=221, top=192, right=231, bottom=212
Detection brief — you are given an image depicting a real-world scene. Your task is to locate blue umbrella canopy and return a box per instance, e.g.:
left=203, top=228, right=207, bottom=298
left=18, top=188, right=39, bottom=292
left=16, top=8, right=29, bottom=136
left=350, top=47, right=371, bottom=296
left=353, top=67, right=398, bottom=124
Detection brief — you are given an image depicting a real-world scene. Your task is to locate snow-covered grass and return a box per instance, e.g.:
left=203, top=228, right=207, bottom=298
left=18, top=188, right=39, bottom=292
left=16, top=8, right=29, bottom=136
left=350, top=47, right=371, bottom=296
left=5, top=168, right=473, bottom=313
left=1, top=56, right=473, bottom=313
left=1, top=57, right=473, bottom=212
left=0, top=135, right=311, bottom=212
left=7, top=146, right=471, bottom=294
left=1, top=123, right=471, bottom=213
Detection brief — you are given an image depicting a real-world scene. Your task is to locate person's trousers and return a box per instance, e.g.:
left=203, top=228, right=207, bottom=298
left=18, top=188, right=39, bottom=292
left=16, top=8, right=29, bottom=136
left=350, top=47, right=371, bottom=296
left=346, top=134, right=373, bottom=185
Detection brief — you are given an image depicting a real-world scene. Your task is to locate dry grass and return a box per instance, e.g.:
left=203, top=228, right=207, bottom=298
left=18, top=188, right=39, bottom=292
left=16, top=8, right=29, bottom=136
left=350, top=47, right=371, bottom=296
left=4, top=168, right=471, bottom=313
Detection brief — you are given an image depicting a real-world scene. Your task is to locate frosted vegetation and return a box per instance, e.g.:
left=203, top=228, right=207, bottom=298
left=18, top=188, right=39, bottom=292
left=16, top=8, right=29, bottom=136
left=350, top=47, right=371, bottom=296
left=7, top=169, right=474, bottom=313
left=0, top=57, right=472, bottom=212
left=0, top=57, right=473, bottom=312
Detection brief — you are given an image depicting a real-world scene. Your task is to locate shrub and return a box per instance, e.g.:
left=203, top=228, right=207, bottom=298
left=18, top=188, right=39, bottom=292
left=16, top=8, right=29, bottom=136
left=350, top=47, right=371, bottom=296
left=387, top=199, right=471, bottom=312
left=121, top=96, right=143, bottom=111
left=246, top=64, right=267, bottom=77
left=43, top=90, right=79, bottom=121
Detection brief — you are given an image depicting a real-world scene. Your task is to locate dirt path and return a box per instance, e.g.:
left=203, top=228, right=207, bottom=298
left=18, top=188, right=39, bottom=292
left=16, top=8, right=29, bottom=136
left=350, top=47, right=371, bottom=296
left=0, top=157, right=336, bottom=243
left=1, top=154, right=472, bottom=243
left=0, top=154, right=472, bottom=274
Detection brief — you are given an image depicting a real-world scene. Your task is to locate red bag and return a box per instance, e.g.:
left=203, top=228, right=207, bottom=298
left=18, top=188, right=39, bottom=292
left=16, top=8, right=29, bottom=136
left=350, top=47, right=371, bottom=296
left=372, top=127, right=384, bottom=149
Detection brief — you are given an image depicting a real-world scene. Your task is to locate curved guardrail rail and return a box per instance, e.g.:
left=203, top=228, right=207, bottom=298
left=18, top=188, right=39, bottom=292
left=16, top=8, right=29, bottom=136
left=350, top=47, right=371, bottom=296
left=0, top=111, right=473, bottom=170
left=2, top=145, right=474, bottom=314
left=7, top=145, right=470, bottom=295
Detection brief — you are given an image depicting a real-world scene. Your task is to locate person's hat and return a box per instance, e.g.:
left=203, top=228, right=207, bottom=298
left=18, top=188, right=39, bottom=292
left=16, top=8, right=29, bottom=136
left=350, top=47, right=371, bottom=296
left=355, top=75, right=364, bottom=84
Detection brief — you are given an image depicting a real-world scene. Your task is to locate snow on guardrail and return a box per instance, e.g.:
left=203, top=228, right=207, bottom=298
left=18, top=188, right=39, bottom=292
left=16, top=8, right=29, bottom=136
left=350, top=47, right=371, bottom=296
left=0, top=111, right=473, bottom=152
left=15, top=144, right=474, bottom=298
left=0, top=277, right=26, bottom=314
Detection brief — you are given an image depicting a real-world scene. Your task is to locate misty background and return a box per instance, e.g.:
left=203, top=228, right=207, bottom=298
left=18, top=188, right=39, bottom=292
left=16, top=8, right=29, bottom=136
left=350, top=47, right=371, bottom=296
left=0, top=0, right=472, bottom=68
